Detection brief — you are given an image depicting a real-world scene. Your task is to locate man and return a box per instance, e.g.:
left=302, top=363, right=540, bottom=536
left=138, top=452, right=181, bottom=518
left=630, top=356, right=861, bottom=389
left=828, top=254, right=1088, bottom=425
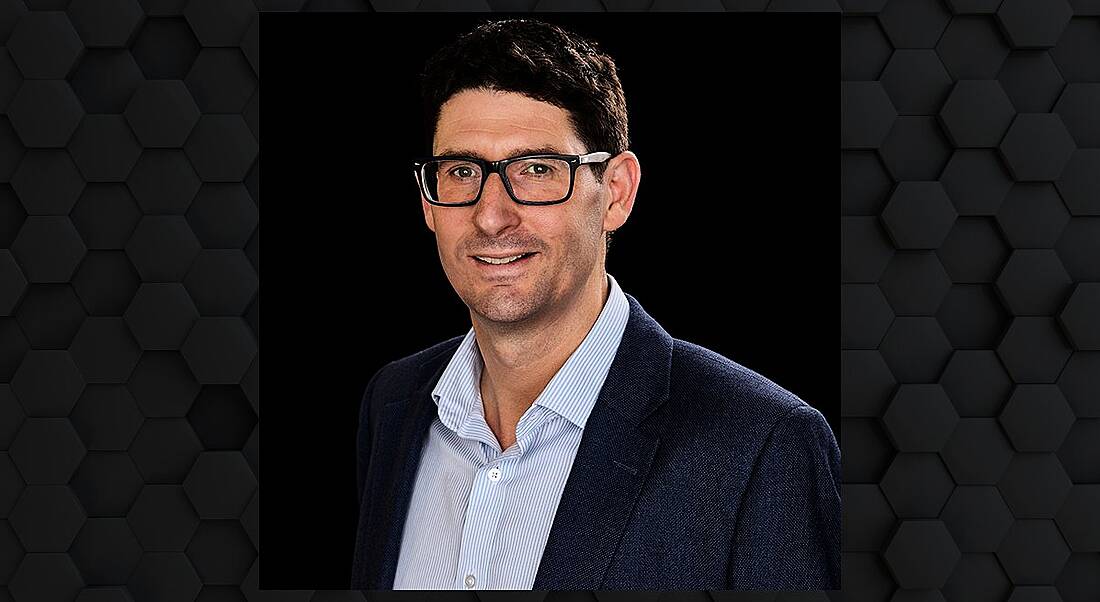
left=351, top=18, right=840, bottom=591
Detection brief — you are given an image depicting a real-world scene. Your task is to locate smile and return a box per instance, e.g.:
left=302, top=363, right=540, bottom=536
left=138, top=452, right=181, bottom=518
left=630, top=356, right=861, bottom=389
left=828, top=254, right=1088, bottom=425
left=474, top=253, right=535, bottom=265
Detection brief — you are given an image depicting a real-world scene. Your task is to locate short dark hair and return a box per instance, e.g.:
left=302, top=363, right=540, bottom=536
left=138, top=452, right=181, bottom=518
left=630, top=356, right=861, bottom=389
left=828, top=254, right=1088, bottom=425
left=420, top=18, right=630, bottom=183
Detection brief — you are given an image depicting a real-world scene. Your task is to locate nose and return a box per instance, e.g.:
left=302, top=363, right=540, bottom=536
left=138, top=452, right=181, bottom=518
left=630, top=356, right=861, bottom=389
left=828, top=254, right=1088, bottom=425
left=471, top=170, right=521, bottom=236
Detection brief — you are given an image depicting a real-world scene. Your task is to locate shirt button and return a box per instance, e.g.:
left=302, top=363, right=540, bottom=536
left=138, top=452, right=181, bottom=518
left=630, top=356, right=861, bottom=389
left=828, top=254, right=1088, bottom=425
left=487, top=466, right=502, bottom=482
left=464, top=573, right=476, bottom=588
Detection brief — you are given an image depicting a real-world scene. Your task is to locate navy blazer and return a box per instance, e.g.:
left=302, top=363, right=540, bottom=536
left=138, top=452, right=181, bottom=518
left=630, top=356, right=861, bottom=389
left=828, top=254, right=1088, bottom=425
left=352, top=292, right=841, bottom=590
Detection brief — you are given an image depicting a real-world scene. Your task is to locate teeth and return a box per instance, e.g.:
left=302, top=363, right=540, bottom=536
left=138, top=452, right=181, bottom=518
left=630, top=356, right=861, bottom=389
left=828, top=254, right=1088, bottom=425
left=476, top=254, right=527, bottom=265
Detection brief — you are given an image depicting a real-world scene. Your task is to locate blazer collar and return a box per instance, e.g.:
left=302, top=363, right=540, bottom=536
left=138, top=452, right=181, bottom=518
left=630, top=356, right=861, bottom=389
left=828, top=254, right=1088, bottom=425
left=363, top=291, right=673, bottom=590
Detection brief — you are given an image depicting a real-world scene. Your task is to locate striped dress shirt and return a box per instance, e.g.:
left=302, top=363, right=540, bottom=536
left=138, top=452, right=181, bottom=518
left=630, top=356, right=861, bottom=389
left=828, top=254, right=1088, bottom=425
left=392, top=272, right=630, bottom=590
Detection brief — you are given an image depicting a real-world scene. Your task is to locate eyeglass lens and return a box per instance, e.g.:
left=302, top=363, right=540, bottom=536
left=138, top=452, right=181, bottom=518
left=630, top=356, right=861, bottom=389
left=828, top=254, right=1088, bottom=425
left=423, top=158, right=571, bottom=204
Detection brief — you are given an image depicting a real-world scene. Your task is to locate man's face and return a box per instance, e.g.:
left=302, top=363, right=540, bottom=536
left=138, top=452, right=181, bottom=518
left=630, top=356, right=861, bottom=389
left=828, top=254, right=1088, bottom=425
left=422, top=88, right=609, bottom=326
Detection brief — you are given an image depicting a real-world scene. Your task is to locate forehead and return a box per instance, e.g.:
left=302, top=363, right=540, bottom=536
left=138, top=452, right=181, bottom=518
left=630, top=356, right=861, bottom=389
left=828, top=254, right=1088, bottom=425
left=433, top=89, right=584, bottom=157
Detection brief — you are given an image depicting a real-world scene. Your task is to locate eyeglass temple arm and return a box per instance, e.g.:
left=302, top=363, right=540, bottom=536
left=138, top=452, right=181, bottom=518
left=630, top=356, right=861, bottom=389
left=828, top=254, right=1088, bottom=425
left=578, top=152, right=612, bottom=164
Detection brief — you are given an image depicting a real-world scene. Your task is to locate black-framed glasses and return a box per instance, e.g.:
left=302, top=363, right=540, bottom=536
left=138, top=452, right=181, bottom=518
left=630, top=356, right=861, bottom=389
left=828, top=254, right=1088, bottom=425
left=413, top=151, right=613, bottom=206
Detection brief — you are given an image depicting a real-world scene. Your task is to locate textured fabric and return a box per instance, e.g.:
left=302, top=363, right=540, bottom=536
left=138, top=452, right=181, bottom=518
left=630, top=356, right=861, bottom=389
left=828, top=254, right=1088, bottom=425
left=352, top=284, right=841, bottom=590
left=392, top=272, right=630, bottom=589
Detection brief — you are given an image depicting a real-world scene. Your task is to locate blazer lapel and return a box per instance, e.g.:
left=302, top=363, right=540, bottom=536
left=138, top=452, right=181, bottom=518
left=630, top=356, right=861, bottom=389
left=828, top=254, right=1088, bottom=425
left=532, top=293, right=673, bottom=589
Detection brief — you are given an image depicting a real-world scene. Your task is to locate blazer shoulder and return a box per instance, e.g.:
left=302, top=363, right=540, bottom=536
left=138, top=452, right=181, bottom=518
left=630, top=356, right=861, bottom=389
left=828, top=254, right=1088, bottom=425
left=365, top=333, right=466, bottom=398
left=668, top=337, right=811, bottom=428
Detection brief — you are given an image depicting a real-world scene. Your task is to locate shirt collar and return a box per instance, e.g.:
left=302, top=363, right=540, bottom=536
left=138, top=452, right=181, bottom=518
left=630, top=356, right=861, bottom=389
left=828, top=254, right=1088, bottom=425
left=431, top=272, right=630, bottom=432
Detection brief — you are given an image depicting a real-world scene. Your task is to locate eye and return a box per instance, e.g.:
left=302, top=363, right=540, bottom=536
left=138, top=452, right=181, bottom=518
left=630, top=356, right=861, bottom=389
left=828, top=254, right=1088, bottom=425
left=447, top=164, right=478, bottom=179
left=520, top=162, right=555, bottom=176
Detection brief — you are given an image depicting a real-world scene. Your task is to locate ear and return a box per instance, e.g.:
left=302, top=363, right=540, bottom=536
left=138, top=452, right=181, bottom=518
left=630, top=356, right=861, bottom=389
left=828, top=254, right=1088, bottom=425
left=602, top=150, right=641, bottom=233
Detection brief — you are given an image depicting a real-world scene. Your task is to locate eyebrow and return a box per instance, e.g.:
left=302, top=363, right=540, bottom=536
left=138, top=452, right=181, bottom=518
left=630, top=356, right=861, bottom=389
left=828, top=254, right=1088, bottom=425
left=434, top=145, right=567, bottom=159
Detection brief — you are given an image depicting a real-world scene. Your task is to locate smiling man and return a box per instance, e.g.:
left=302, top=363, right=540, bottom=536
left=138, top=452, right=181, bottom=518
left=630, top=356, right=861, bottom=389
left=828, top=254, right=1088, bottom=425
left=351, top=19, right=840, bottom=591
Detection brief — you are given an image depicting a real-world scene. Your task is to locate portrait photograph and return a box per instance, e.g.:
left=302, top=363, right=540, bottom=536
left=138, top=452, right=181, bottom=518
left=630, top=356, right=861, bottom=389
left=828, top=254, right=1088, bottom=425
left=261, top=11, right=836, bottom=591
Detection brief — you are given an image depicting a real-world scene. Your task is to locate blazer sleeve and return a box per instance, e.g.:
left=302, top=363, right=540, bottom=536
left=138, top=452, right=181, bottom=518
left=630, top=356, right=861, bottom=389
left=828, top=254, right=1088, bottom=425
left=727, top=403, right=842, bottom=590
left=356, top=364, right=387, bottom=504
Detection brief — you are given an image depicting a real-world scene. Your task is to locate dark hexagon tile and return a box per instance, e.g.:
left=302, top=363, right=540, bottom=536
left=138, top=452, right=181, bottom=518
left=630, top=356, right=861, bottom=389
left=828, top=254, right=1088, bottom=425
left=942, top=486, right=1014, bottom=552
left=880, top=317, right=953, bottom=383
left=1058, top=352, right=1100, bottom=417
left=186, top=520, right=255, bottom=584
left=9, top=418, right=86, bottom=484
left=124, top=284, right=199, bottom=351
left=881, top=182, right=957, bottom=249
left=0, top=386, right=24, bottom=449
left=0, top=186, right=26, bottom=247
left=11, top=216, right=86, bottom=283
left=127, top=485, right=199, bottom=551
left=184, top=0, right=254, bottom=46
left=842, top=17, right=891, bottom=81
left=69, top=50, right=144, bottom=114
left=70, top=519, right=141, bottom=585
left=6, top=11, right=84, bottom=79
left=998, top=318, right=1073, bottom=383
left=936, top=15, right=1012, bottom=79
left=67, top=0, right=145, bottom=48
left=241, top=491, right=257, bottom=550
left=1006, top=587, right=1064, bottom=602
left=0, top=250, right=26, bottom=316
left=11, top=150, right=85, bottom=215
left=998, top=50, right=1067, bottom=113
left=0, top=451, right=23, bottom=516
left=945, top=0, right=1000, bottom=11
left=184, top=250, right=257, bottom=316
left=125, top=216, right=201, bottom=282
left=0, top=119, right=22, bottom=182
left=1060, top=284, right=1100, bottom=350
left=995, top=250, right=1073, bottom=316
left=1001, top=385, right=1076, bottom=452
left=131, top=18, right=200, bottom=79
left=996, top=0, right=1073, bottom=48
left=184, top=452, right=255, bottom=519
left=999, top=114, right=1077, bottom=182
left=999, top=453, right=1073, bottom=517
left=1056, top=553, right=1100, bottom=602
left=997, top=520, right=1071, bottom=584
left=124, top=80, right=200, bottom=148
left=0, top=48, right=19, bottom=112
left=128, top=419, right=202, bottom=484
left=186, top=184, right=258, bottom=249
left=71, top=251, right=140, bottom=316
left=9, top=486, right=85, bottom=551
left=841, top=284, right=894, bottom=349
left=1057, top=217, right=1100, bottom=282
left=8, top=554, right=84, bottom=602
left=1058, top=419, right=1100, bottom=483
left=939, top=80, right=1016, bottom=148
left=69, top=116, right=142, bottom=183
left=881, top=453, right=954, bottom=517
left=0, top=318, right=29, bottom=385
left=127, top=151, right=201, bottom=214
left=997, top=184, right=1070, bottom=248
left=879, top=49, right=953, bottom=115
left=185, top=48, right=256, bottom=113
left=187, top=386, right=256, bottom=450
left=244, top=295, right=257, bottom=342
left=884, top=384, right=958, bottom=452
left=244, top=161, right=257, bottom=208
left=181, top=318, right=256, bottom=384
left=11, top=350, right=84, bottom=416
left=943, top=418, right=1014, bottom=484
left=1056, top=150, right=1100, bottom=217
left=70, top=386, right=143, bottom=452
left=128, top=352, right=200, bottom=418
left=1056, top=486, right=1100, bottom=552
left=842, top=553, right=895, bottom=602
left=879, top=252, right=951, bottom=315
left=71, top=185, right=141, bottom=251
left=69, top=318, right=141, bottom=384
left=127, top=553, right=201, bottom=602
left=242, top=425, right=257, bottom=488
left=841, top=217, right=894, bottom=282
left=1053, top=84, right=1100, bottom=149
left=877, top=0, right=951, bottom=48
left=843, top=484, right=895, bottom=551
left=240, top=357, right=257, bottom=415
left=241, top=15, right=258, bottom=75
left=879, top=117, right=952, bottom=181
left=141, top=0, right=190, bottom=15
left=183, top=115, right=258, bottom=182
left=842, top=350, right=897, bottom=417
left=75, top=588, right=135, bottom=602
left=70, top=452, right=143, bottom=517
left=841, top=81, right=897, bottom=149
left=943, top=553, right=1012, bottom=602
left=843, top=418, right=895, bottom=483
left=14, top=284, right=86, bottom=350
left=937, top=285, right=1009, bottom=350
left=6, top=80, right=84, bottom=148
left=884, top=520, right=960, bottom=589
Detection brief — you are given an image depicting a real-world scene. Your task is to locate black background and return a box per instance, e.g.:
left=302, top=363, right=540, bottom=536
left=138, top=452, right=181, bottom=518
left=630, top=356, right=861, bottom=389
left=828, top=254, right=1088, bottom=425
left=263, top=12, right=835, bottom=587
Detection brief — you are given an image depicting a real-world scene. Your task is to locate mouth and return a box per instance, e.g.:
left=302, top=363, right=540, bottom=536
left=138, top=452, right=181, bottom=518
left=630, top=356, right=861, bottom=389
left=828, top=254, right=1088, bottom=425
left=469, top=251, right=538, bottom=272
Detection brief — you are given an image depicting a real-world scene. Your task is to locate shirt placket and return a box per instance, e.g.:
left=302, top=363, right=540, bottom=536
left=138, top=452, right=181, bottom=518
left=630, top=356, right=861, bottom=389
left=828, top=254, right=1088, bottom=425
left=454, top=445, right=516, bottom=590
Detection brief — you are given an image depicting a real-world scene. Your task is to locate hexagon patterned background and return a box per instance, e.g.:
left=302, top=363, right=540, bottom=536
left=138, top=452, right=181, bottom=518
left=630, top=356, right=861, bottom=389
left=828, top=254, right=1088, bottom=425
left=0, top=0, right=1097, bottom=602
